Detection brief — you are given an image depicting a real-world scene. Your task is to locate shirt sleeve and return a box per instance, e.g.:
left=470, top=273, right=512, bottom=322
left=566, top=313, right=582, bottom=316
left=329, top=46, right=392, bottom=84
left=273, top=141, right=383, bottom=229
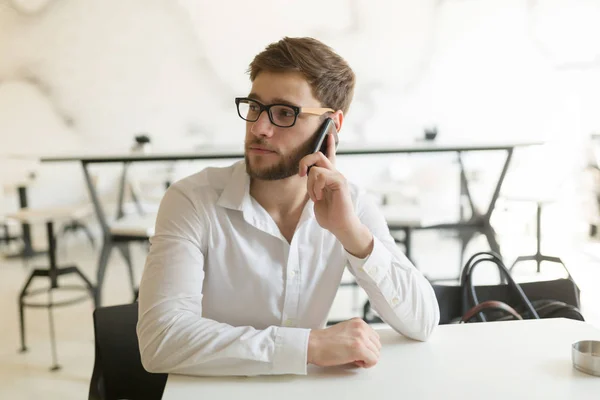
left=136, top=185, right=311, bottom=376
left=344, top=192, right=440, bottom=341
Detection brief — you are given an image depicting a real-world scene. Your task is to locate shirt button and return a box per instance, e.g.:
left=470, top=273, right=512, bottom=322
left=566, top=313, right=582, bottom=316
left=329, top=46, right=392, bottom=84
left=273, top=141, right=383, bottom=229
left=391, top=297, right=400, bottom=306
left=289, top=270, right=297, bottom=278
left=284, top=319, right=295, bottom=327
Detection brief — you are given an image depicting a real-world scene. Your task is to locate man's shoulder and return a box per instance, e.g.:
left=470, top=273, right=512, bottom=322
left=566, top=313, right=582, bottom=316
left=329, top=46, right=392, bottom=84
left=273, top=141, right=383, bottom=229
left=346, top=180, right=380, bottom=212
left=347, top=180, right=364, bottom=201
left=169, top=161, right=242, bottom=202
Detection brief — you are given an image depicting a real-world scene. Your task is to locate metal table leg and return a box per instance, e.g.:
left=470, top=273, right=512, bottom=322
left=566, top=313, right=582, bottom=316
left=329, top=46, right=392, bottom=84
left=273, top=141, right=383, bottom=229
left=420, top=148, right=515, bottom=273
left=6, top=186, right=47, bottom=260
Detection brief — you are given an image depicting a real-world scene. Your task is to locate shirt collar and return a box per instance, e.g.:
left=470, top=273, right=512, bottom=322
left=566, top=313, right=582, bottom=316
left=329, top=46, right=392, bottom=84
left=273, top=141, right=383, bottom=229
left=216, top=160, right=316, bottom=229
left=216, top=161, right=251, bottom=211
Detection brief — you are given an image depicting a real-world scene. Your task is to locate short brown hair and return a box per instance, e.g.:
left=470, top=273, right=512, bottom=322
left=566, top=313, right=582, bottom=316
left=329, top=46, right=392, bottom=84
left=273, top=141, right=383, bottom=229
left=248, top=37, right=356, bottom=114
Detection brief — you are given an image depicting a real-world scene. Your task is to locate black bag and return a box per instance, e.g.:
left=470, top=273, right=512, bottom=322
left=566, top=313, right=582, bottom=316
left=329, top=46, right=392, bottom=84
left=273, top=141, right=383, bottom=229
left=364, top=252, right=584, bottom=325
left=458, top=252, right=584, bottom=323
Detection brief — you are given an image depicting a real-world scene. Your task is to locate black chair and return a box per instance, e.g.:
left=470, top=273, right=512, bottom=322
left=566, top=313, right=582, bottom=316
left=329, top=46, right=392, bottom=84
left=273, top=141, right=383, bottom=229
left=89, top=303, right=167, bottom=400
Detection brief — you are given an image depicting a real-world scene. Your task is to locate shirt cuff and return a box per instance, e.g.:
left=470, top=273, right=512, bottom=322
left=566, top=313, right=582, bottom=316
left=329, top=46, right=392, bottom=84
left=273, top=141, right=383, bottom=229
left=345, top=236, right=393, bottom=283
left=271, top=327, right=311, bottom=375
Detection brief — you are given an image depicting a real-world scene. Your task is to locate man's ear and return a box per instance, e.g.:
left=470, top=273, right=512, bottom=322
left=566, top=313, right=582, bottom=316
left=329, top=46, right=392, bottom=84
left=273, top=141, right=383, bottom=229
left=330, top=110, right=344, bottom=132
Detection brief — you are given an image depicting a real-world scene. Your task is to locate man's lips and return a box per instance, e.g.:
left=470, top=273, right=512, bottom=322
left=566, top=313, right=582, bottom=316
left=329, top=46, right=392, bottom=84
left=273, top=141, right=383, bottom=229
left=248, top=146, right=277, bottom=154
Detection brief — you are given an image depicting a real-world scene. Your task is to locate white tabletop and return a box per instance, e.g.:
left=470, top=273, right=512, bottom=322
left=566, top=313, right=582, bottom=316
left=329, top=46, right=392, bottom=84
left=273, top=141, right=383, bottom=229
left=163, top=319, right=600, bottom=400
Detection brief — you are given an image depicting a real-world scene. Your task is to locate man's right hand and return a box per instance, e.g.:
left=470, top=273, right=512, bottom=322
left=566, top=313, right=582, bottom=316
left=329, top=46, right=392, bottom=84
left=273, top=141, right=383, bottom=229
left=307, top=317, right=382, bottom=368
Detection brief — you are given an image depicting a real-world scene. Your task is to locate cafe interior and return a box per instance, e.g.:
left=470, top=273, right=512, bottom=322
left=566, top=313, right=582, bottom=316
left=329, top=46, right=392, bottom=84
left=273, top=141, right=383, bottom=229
left=1, top=0, right=600, bottom=399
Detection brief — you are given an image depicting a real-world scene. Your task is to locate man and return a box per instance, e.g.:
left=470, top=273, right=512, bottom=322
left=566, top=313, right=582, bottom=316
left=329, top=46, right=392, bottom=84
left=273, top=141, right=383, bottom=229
left=137, top=37, right=439, bottom=377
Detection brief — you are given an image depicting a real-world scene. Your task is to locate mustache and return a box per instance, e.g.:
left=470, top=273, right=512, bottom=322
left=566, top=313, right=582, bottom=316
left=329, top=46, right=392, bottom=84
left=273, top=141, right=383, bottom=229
left=245, top=139, right=278, bottom=153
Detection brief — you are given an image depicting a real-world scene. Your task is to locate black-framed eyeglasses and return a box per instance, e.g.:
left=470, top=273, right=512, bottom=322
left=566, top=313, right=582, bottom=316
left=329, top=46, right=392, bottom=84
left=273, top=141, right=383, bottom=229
left=235, top=97, right=334, bottom=128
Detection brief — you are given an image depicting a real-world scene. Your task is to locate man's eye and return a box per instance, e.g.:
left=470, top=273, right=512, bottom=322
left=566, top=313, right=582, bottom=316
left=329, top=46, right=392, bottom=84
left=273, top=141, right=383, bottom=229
left=278, top=109, right=294, bottom=118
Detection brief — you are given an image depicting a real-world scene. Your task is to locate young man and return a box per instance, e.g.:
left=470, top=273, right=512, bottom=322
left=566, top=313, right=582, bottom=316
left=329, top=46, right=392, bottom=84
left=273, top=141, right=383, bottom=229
left=137, top=37, right=439, bottom=377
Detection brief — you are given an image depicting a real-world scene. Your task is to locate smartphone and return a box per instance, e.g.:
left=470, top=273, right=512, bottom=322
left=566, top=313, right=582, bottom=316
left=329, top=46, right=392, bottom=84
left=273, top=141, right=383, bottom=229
left=311, top=118, right=339, bottom=155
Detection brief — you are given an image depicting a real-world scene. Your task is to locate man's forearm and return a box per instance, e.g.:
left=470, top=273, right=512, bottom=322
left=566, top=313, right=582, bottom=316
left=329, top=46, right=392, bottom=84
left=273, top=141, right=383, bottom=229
left=334, top=218, right=374, bottom=259
left=138, top=305, right=310, bottom=376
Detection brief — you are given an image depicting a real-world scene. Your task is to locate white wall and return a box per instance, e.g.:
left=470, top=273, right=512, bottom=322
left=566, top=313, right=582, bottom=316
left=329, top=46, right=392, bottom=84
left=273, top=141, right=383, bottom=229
left=1, top=0, right=600, bottom=220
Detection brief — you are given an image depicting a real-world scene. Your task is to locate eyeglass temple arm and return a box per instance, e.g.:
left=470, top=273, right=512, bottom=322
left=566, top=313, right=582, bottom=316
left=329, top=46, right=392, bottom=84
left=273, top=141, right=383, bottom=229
left=300, top=107, right=335, bottom=115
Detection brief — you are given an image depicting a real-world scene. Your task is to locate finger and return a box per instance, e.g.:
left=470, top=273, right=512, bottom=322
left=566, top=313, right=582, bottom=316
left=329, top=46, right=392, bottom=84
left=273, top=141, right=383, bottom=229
left=299, top=152, right=334, bottom=177
left=357, top=342, right=379, bottom=368
left=368, top=332, right=382, bottom=352
left=364, top=335, right=380, bottom=358
left=307, top=167, right=331, bottom=202
left=306, top=168, right=317, bottom=202
left=364, top=325, right=381, bottom=350
left=314, top=171, right=327, bottom=201
left=311, top=171, right=322, bottom=201
left=299, top=154, right=320, bottom=177
left=352, top=338, right=379, bottom=368
left=307, top=166, right=330, bottom=201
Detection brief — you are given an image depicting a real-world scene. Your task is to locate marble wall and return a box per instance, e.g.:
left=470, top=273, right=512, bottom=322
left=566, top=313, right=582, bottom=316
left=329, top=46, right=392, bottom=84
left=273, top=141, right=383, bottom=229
left=1, top=0, right=599, bottom=217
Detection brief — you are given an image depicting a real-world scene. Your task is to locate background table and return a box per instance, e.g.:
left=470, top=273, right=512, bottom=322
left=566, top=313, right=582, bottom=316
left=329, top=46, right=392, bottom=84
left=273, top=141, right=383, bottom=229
left=40, top=140, right=541, bottom=258
left=163, top=319, right=600, bottom=400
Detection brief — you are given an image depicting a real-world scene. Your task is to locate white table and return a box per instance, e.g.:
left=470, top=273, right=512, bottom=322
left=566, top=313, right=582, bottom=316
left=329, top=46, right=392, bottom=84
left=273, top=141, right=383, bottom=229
left=163, top=319, right=600, bottom=400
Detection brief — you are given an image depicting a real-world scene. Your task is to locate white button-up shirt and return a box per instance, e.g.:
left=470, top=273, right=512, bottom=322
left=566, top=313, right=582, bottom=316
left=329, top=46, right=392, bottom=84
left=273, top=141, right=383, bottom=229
left=137, top=161, right=439, bottom=376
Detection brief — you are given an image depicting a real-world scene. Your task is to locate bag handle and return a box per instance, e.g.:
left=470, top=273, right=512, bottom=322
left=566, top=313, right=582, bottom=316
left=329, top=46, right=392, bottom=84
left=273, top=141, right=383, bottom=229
left=461, top=252, right=540, bottom=322
left=460, top=300, right=523, bottom=323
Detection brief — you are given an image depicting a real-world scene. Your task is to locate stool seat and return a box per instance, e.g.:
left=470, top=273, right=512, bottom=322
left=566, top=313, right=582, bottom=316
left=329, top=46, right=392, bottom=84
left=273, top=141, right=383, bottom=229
left=9, top=204, right=93, bottom=224
left=0, top=214, right=19, bottom=224
left=110, top=214, right=156, bottom=238
left=380, top=205, right=422, bottom=228
left=502, top=194, right=556, bottom=205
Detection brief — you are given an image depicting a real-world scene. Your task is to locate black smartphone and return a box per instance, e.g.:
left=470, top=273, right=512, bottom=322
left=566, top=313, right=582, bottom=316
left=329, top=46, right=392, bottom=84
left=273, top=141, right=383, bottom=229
left=311, top=118, right=339, bottom=155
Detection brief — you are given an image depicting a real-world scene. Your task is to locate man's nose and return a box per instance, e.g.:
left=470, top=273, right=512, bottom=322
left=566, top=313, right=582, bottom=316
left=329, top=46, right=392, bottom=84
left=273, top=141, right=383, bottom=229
left=250, top=110, right=275, bottom=138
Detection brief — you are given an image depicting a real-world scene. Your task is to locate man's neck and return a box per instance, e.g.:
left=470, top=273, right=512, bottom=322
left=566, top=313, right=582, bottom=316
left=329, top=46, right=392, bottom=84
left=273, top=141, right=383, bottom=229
left=249, top=174, right=309, bottom=220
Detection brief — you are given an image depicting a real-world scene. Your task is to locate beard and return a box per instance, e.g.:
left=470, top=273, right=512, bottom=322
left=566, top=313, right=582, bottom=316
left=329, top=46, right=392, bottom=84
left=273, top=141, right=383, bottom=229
left=245, top=133, right=316, bottom=180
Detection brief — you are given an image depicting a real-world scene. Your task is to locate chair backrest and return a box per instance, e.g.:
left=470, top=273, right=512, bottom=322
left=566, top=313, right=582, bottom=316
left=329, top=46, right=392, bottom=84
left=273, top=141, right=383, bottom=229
left=89, top=303, right=167, bottom=400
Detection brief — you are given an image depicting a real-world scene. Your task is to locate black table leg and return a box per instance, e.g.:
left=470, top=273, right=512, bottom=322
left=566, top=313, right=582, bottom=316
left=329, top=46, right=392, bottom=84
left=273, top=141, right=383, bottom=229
left=421, top=149, right=515, bottom=276
left=458, top=149, right=514, bottom=257
left=6, top=186, right=46, bottom=260
left=116, top=162, right=130, bottom=220
left=18, top=187, right=34, bottom=256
